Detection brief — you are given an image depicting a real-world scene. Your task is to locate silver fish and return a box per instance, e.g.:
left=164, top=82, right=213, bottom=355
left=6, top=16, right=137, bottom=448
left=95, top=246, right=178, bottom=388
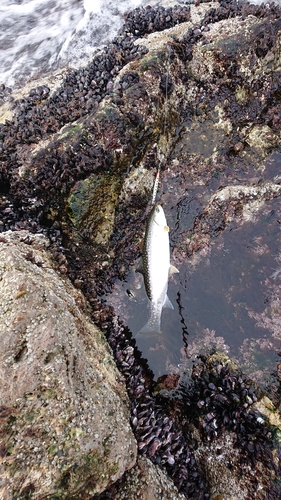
left=138, top=204, right=178, bottom=335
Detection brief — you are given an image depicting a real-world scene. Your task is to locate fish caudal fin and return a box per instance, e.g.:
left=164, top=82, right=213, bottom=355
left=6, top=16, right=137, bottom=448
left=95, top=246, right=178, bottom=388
left=137, top=317, right=161, bottom=336
left=137, top=294, right=173, bottom=336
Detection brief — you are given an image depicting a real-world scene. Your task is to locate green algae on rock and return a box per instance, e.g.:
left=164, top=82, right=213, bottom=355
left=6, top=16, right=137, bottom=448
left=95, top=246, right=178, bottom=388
left=67, top=173, right=122, bottom=245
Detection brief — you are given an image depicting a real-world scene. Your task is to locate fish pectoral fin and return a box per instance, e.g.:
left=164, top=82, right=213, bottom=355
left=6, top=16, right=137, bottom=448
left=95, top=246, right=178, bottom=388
left=163, top=294, right=174, bottom=310
left=169, top=264, right=179, bottom=274
left=164, top=225, right=169, bottom=233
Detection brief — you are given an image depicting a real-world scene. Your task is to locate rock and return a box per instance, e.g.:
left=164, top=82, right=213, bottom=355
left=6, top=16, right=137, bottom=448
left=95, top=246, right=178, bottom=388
left=246, top=124, right=279, bottom=157
left=171, top=352, right=281, bottom=500
left=1, top=1, right=281, bottom=498
left=100, top=455, right=187, bottom=500
left=0, top=231, right=137, bottom=499
left=67, top=173, right=122, bottom=245
left=196, top=432, right=251, bottom=500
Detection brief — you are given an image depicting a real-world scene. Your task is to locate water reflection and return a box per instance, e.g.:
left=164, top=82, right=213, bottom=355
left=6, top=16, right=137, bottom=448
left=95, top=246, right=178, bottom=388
left=105, top=146, right=281, bottom=397
left=106, top=192, right=281, bottom=391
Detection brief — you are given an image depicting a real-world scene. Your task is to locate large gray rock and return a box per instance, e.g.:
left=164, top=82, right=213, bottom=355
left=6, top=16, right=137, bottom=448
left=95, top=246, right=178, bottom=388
left=0, top=231, right=137, bottom=499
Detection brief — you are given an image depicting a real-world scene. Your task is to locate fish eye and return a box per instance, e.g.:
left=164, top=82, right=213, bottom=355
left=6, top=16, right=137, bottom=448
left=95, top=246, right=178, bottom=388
left=155, top=206, right=160, bottom=212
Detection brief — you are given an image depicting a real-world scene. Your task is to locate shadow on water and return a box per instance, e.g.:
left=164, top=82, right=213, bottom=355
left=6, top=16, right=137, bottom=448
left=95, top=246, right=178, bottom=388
left=106, top=153, right=281, bottom=392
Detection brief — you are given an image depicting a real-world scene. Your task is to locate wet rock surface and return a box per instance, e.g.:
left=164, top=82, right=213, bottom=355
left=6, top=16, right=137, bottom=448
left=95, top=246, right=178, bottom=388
left=168, top=352, right=281, bottom=499
left=1, top=0, right=281, bottom=498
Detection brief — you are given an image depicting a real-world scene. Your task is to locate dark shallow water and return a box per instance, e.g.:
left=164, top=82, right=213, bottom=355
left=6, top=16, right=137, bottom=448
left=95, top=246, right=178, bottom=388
left=107, top=153, right=281, bottom=389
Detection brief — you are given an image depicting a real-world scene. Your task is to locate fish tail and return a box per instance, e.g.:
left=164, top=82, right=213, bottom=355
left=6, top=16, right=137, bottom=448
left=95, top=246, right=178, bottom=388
left=137, top=317, right=161, bottom=336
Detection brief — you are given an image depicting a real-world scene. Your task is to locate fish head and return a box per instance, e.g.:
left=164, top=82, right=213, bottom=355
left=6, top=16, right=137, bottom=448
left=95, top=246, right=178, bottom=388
left=152, top=204, right=167, bottom=227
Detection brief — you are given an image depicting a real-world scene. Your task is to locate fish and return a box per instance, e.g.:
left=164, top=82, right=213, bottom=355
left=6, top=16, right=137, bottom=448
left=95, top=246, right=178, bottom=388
left=137, top=204, right=178, bottom=335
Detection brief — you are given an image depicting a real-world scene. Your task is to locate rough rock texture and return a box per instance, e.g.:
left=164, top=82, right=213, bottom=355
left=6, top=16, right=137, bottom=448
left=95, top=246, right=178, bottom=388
left=96, top=456, right=187, bottom=500
left=0, top=231, right=136, bottom=499
left=173, top=353, right=281, bottom=500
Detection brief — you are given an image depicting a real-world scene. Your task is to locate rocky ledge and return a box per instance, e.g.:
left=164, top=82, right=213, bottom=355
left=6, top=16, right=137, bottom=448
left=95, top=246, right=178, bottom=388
left=0, top=231, right=136, bottom=499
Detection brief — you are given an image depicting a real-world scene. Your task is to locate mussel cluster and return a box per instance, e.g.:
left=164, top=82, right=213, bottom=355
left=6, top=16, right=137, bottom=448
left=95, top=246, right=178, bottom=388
left=0, top=0, right=280, bottom=232
left=100, top=320, right=208, bottom=499
left=0, top=4, right=193, bottom=233
left=92, top=301, right=281, bottom=499
left=174, top=357, right=273, bottom=464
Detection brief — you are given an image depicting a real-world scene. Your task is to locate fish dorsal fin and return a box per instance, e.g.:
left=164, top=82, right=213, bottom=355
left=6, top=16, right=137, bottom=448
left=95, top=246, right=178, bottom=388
left=169, top=264, right=179, bottom=274
left=163, top=294, right=174, bottom=310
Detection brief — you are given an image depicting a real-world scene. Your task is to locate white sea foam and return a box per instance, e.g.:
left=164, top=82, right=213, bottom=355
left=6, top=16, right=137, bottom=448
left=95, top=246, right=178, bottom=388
left=0, top=0, right=147, bottom=88
left=0, top=0, right=84, bottom=86
left=1, top=0, right=280, bottom=88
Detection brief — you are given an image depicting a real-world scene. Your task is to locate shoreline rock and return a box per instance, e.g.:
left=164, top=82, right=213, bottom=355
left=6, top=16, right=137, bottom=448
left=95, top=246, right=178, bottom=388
left=1, top=0, right=281, bottom=498
left=0, top=231, right=136, bottom=499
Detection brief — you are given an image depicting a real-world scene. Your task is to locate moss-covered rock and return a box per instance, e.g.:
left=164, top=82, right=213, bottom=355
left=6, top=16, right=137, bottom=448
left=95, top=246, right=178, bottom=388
left=67, top=173, right=122, bottom=245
